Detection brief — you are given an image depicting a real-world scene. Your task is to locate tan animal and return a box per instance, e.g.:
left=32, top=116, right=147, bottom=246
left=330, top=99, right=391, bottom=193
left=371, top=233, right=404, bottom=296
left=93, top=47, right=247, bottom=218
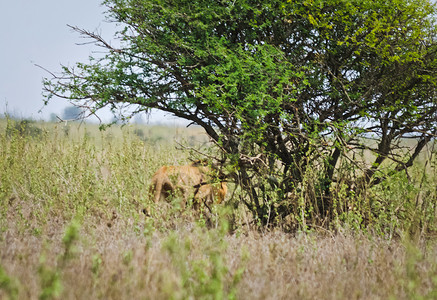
left=149, top=161, right=227, bottom=210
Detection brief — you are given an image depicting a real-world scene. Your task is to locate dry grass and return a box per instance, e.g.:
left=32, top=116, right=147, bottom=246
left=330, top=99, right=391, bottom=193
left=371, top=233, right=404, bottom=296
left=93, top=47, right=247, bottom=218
left=1, top=119, right=437, bottom=299
left=3, top=213, right=437, bottom=299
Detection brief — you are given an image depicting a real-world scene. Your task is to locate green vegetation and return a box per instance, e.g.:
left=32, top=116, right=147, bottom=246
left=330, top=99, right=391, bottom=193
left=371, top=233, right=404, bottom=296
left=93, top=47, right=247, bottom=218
left=2, top=0, right=437, bottom=298
left=44, top=0, right=437, bottom=228
left=1, top=119, right=437, bottom=299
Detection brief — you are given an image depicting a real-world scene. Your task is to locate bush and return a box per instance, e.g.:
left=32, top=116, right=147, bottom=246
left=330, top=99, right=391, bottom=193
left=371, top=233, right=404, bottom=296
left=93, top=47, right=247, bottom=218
left=6, top=119, right=42, bottom=138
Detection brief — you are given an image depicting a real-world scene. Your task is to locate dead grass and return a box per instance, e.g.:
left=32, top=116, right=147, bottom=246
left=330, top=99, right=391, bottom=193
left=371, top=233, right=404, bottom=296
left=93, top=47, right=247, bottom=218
left=3, top=212, right=437, bottom=300
left=1, top=120, right=437, bottom=299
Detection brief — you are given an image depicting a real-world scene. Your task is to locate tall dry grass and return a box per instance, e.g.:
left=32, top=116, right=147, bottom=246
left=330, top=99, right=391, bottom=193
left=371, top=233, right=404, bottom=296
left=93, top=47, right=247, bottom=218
left=3, top=218, right=437, bottom=299
left=1, top=119, right=437, bottom=299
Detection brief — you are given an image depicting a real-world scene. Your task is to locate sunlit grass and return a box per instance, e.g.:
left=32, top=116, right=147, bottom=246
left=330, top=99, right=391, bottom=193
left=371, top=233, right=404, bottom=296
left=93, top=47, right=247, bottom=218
left=1, top=118, right=437, bottom=299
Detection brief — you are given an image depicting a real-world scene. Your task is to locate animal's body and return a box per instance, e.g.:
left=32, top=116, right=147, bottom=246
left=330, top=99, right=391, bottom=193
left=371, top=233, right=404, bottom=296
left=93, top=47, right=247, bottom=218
left=149, top=162, right=227, bottom=210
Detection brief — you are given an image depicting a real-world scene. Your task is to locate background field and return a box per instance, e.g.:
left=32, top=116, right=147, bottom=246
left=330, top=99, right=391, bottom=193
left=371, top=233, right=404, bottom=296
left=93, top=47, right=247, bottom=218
left=1, top=118, right=437, bottom=299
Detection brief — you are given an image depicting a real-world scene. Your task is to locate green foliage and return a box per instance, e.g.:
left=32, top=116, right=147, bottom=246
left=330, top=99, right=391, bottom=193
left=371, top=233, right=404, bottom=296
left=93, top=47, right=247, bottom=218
left=6, top=119, right=42, bottom=138
left=395, top=236, right=437, bottom=299
left=43, top=0, right=437, bottom=229
left=368, top=158, right=437, bottom=238
left=91, top=254, right=103, bottom=277
left=38, top=254, right=62, bottom=300
left=61, top=220, right=81, bottom=264
left=162, top=225, right=246, bottom=299
left=38, top=220, right=81, bottom=300
left=0, top=264, right=19, bottom=300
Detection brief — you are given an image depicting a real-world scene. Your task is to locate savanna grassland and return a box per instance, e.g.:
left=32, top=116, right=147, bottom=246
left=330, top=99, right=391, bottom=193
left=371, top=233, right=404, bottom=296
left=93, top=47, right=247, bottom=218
left=1, top=118, right=437, bottom=300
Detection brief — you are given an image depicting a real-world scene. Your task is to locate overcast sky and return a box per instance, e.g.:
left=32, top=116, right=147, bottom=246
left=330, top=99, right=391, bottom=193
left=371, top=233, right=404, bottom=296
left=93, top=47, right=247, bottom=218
left=0, top=0, right=178, bottom=124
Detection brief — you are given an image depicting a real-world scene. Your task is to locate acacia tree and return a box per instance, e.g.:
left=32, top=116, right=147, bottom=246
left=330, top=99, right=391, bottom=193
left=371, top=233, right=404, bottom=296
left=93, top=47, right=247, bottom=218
left=44, top=0, right=437, bottom=227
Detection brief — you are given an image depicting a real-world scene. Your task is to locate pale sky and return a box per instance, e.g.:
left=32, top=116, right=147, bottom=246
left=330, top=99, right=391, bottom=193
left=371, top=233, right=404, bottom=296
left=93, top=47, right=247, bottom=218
left=0, top=0, right=180, bottom=124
